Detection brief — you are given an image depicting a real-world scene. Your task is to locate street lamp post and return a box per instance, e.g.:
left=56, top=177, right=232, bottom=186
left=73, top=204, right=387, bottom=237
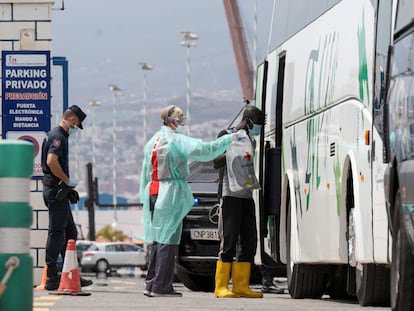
left=89, top=100, right=101, bottom=176
left=181, top=31, right=198, bottom=135
left=139, top=62, right=153, bottom=144
left=109, top=84, right=121, bottom=228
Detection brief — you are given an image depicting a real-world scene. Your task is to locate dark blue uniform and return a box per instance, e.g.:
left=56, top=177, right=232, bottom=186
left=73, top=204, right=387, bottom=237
left=41, top=125, right=77, bottom=269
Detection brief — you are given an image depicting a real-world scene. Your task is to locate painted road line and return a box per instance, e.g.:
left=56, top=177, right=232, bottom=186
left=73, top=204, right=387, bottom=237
left=33, top=295, right=62, bottom=310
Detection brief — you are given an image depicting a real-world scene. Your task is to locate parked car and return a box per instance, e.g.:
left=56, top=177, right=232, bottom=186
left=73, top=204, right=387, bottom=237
left=81, top=242, right=146, bottom=273
left=76, top=240, right=94, bottom=266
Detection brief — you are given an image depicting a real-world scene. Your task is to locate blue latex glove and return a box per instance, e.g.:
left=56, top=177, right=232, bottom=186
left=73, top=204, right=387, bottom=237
left=238, top=129, right=248, bottom=140
left=231, top=129, right=248, bottom=141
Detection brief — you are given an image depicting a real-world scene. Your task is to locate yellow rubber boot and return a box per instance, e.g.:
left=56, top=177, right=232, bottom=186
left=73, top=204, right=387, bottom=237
left=232, top=262, right=263, bottom=298
left=214, top=261, right=240, bottom=298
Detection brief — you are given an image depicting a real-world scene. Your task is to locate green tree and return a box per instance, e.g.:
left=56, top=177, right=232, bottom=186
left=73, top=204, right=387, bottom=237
left=96, top=225, right=127, bottom=242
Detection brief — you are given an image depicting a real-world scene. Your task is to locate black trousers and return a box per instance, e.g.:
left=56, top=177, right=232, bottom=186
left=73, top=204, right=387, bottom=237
left=218, top=196, right=257, bottom=262
left=43, top=184, right=77, bottom=269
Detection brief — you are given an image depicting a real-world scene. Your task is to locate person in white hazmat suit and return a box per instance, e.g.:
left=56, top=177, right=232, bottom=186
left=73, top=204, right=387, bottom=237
left=139, top=105, right=240, bottom=297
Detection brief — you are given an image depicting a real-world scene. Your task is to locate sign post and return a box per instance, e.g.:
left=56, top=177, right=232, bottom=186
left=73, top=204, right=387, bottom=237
left=1, top=51, right=51, bottom=179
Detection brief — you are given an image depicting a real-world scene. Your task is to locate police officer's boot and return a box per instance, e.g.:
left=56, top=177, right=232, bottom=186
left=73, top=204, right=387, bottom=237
left=231, top=262, right=263, bottom=298
left=80, top=276, right=93, bottom=287
left=44, top=265, right=60, bottom=291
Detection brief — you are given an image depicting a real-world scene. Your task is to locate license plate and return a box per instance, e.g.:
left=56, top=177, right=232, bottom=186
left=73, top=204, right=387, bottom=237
left=190, top=228, right=219, bottom=241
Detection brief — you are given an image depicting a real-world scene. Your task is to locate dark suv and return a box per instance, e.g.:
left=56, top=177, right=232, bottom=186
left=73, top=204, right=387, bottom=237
left=175, top=160, right=221, bottom=292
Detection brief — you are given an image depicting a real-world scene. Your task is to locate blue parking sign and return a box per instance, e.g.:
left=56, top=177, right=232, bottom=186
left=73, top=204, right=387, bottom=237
left=1, top=50, right=51, bottom=137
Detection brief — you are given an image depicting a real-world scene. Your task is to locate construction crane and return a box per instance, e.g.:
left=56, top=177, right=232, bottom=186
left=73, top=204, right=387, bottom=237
left=223, top=0, right=254, bottom=101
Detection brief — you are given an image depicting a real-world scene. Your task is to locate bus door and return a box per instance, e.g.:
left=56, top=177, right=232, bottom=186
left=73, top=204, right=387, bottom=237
left=259, top=52, right=286, bottom=266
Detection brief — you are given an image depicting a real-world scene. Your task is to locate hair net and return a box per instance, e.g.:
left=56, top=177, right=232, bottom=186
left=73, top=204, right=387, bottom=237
left=161, top=105, right=186, bottom=125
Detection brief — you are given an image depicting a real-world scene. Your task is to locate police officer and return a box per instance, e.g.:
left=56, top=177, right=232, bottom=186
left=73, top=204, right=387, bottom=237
left=41, top=105, right=92, bottom=290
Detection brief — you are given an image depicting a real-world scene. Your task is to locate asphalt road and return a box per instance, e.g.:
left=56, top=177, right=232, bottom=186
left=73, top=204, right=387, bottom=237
left=33, top=271, right=389, bottom=311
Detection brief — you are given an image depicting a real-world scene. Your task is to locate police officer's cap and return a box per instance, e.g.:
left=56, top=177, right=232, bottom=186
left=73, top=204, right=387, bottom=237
left=242, top=106, right=264, bottom=125
left=68, top=105, right=87, bottom=129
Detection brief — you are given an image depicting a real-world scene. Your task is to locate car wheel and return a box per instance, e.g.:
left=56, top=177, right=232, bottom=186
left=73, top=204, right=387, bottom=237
left=96, top=259, right=109, bottom=273
left=175, top=264, right=214, bottom=292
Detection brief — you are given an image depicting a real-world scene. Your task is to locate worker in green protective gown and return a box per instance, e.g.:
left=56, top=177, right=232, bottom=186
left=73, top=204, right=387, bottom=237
left=139, top=105, right=239, bottom=297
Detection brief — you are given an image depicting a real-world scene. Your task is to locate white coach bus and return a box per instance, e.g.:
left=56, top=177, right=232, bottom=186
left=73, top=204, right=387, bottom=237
left=254, top=0, right=394, bottom=306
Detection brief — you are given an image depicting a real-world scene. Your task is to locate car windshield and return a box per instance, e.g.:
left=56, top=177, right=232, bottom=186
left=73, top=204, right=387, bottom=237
left=77, top=244, right=92, bottom=251
left=226, top=104, right=247, bottom=130
left=86, top=243, right=99, bottom=251
left=186, top=160, right=219, bottom=194
left=186, top=104, right=250, bottom=195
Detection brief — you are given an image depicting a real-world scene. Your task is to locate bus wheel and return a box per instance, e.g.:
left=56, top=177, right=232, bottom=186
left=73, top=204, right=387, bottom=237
left=391, top=191, right=414, bottom=311
left=348, top=208, right=390, bottom=306
left=286, top=199, right=326, bottom=299
left=355, top=263, right=389, bottom=306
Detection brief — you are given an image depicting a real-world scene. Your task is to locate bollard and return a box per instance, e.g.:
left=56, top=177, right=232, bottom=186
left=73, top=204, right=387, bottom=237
left=0, top=140, right=34, bottom=311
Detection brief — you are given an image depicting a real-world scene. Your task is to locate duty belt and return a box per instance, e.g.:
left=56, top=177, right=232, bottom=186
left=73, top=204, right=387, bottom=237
left=42, top=174, right=60, bottom=187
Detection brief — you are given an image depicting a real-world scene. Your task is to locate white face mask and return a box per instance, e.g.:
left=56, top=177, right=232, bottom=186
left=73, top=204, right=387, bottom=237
left=64, top=120, right=79, bottom=135
left=68, top=126, right=79, bottom=135
left=175, top=126, right=186, bottom=134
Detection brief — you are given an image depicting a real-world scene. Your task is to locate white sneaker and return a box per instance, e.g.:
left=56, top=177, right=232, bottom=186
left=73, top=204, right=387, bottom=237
left=150, top=290, right=182, bottom=297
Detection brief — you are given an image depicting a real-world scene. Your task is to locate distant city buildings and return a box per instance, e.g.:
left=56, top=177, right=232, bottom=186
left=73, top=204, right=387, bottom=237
left=69, top=93, right=241, bottom=203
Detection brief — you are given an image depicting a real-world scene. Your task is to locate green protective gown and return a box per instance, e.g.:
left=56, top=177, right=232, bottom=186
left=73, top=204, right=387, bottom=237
left=139, top=126, right=232, bottom=245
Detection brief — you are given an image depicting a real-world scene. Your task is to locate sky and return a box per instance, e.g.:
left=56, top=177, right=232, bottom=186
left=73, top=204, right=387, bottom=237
left=51, top=0, right=274, bottom=119
left=50, top=0, right=274, bottom=198
left=49, top=0, right=276, bottom=224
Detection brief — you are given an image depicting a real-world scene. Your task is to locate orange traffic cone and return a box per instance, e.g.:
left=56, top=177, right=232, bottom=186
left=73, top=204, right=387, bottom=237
left=57, top=239, right=81, bottom=294
left=35, top=265, right=48, bottom=290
